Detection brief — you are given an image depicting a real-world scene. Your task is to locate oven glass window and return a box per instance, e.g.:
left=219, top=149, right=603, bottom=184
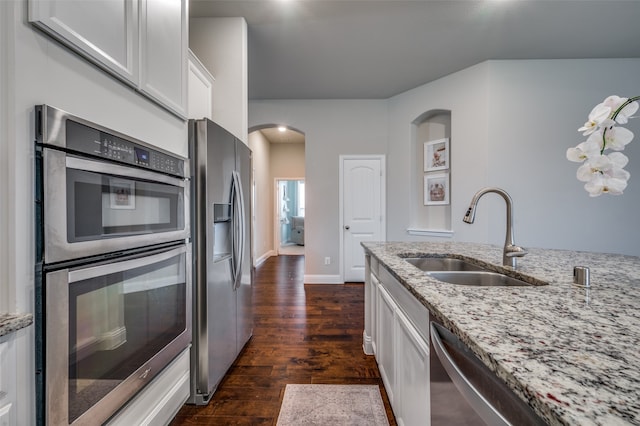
left=66, top=169, right=184, bottom=242
left=67, top=251, right=187, bottom=422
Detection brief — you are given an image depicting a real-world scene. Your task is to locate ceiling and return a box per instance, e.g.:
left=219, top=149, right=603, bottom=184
left=190, top=0, right=640, bottom=101
left=259, top=126, right=306, bottom=143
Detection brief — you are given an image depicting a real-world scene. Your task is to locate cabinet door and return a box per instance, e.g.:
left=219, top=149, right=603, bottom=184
left=29, top=0, right=139, bottom=84
left=139, top=0, right=187, bottom=118
left=376, top=284, right=396, bottom=405
left=370, top=273, right=379, bottom=355
left=188, top=50, right=214, bottom=120
left=0, top=339, right=14, bottom=425
left=395, top=309, right=430, bottom=426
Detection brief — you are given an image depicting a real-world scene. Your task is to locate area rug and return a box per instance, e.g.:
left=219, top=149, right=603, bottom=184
left=276, top=384, right=390, bottom=425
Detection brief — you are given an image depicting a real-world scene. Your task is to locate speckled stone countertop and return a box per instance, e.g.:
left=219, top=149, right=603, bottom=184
left=0, top=312, right=33, bottom=338
left=362, top=241, right=640, bottom=426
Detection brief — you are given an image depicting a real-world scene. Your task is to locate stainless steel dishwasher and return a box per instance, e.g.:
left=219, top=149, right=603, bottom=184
left=429, top=313, right=547, bottom=426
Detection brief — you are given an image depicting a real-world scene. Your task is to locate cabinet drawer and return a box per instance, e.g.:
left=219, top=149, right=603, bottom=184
left=378, top=266, right=429, bottom=341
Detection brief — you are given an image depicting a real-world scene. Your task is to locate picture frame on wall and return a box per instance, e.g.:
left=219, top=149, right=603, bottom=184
left=424, top=172, right=449, bottom=205
left=424, top=138, right=449, bottom=172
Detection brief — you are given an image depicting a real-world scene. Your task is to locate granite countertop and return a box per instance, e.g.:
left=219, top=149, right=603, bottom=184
left=362, top=241, right=640, bottom=426
left=0, top=312, right=33, bottom=338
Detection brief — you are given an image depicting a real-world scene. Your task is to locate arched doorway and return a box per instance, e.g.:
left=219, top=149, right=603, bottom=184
left=247, top=125, right=306, bottom=265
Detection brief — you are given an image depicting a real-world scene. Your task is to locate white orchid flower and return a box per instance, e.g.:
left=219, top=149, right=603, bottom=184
left=578, top=103, right=612, bottom=136
left=603, top=95, right=627, bottom=111
left=570, top=95, right=638, bottom=196
left=576, top=153, right=629, bottom=182
left=603, top=95, right=639, bottom=125
left=584, top=173, right=629, bottom=197
left=566, top=134, right=601, bottom=163
left=607, top=151, right=630, bottom=169
left=603, top=126, right=634, bottom=151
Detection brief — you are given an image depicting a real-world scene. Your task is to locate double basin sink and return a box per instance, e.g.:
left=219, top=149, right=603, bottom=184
left=403, top=256, right=546, bottom=287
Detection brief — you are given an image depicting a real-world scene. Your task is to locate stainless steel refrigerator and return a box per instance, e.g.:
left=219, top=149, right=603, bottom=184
left=188, top=118, right=253, bottom=405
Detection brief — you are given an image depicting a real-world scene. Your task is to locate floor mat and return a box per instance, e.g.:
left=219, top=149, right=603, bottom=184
left=276, top=384, right=390, bottom=426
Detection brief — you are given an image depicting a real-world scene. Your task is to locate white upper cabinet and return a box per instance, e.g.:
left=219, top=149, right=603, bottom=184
left=29, top=0, right=187, bottom=119
left=28, top=0, right=139, bottom=85
left=139, top=0, right=187, bottom=118
left=187, top=49, right=214, bottom=120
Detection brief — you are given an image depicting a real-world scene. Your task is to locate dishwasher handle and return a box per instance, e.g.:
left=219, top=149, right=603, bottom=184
left=430, top=322, right=511, bottom=426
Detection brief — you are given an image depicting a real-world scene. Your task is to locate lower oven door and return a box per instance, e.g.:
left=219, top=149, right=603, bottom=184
left=40, top=243, right=191, bottom=426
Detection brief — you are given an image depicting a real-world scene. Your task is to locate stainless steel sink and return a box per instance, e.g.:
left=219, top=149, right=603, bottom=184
left=403, top=256, right=546, bottom=287
left=427, top=271, right=533, bottom=287
left=404, top=257, right=486, bottom=272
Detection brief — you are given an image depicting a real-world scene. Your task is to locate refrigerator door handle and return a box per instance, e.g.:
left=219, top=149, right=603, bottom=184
left=231, top=171, right=244, bottom=289
left=236, top=171, right=246, bottom=290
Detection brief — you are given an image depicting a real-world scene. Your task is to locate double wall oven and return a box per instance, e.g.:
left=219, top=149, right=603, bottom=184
left=34, top=105, right=191, bottom=425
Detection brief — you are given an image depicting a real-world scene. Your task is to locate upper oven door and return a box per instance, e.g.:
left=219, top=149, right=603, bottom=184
left=42, top=148, right=189, bottom=264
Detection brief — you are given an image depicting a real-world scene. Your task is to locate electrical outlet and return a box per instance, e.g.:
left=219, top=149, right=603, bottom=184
left=324, top=257, right=331, bottom=265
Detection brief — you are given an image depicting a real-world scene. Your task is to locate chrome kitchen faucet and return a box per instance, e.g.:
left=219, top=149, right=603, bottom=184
left=463, top=187, right=528, bottom=268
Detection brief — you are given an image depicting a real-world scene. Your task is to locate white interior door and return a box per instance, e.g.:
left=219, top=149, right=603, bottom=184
left=341, top=156, right=385, bottom=282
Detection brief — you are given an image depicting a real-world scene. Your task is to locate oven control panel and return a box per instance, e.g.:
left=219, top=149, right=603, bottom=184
left=65, top=119, right=185, bottom=178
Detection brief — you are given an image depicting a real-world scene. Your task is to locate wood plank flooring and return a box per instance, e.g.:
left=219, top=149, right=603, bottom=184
left=170, top=254, right=396, bottom=425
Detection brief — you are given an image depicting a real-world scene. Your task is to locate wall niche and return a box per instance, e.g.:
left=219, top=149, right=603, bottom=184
left=409, top=110, right=452, bottom=236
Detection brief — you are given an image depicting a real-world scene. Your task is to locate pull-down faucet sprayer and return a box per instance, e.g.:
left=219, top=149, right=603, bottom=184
left=463, top=187, right=527, bottom=268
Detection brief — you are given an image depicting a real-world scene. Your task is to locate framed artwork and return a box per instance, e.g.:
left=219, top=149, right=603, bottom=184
left=424, top=172, right=449, bottom=205
left=424, top=138, right=449, bottom=172
left=109, top=178, right=136, bottom=209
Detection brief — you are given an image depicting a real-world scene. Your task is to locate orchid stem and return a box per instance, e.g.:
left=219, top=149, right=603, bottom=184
left=602, top=96, right=640, bottom=154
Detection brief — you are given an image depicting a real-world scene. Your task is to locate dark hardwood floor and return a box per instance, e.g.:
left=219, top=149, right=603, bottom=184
left=170, top=254, right=396, bottom=425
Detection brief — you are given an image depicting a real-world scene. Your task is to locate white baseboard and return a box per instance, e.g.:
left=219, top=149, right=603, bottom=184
left=254, top=250, right=276, bottom=267
left=362, top=331, right=374, bottom=355
left=304, top=274, right=343, bottom=284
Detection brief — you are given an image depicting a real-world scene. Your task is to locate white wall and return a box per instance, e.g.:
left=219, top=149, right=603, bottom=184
left=271, top=142, right=305, bottom=179
left=485, top=59, right=640, bottom=255
left=252, top=58, right=640, bottom=272
left=387, top=58, right=640, bottom=256
left=2, top=2, right=187, bottom=423
left=190, top=17, right=248, bottom=143
left=248, top=130, right=273, bottom=263
left=387, top=62, right=491, bottom=243
left=249, top=100, right=388, bottom=279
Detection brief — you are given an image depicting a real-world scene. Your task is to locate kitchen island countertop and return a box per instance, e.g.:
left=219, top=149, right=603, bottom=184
left=362, top=241, right=640, bottom=426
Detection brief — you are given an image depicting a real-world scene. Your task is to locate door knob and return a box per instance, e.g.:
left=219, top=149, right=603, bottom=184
left=345, top=225, right=350, bottom=230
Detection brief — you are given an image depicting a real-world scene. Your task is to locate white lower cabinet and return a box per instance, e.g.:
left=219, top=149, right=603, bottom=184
left=369, top=273, right=379, bottom=356
left=395, top=309, right=430, bottom=426
left=0, top=338, right=14, bottom=426
left=371, top=266, right=430, bottom=426
left=376, top=284, right=397, bottom=405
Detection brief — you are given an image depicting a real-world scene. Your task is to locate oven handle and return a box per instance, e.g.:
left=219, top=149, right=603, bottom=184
left=66, top=155, right=186, bottom=187
left=68, top=245, right=186, bottom=283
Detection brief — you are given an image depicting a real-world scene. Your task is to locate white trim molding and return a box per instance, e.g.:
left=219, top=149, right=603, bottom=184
left=303, top=275, right=343, bottom=285
left=254, top=250, right=276, bottom=267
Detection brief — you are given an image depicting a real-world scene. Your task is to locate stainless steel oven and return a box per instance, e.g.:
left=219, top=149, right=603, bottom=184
left=34, top=105, right=191, bottom=426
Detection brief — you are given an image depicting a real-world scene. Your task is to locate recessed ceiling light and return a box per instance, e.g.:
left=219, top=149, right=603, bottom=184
left=278, top=126, right=287, bottom=132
